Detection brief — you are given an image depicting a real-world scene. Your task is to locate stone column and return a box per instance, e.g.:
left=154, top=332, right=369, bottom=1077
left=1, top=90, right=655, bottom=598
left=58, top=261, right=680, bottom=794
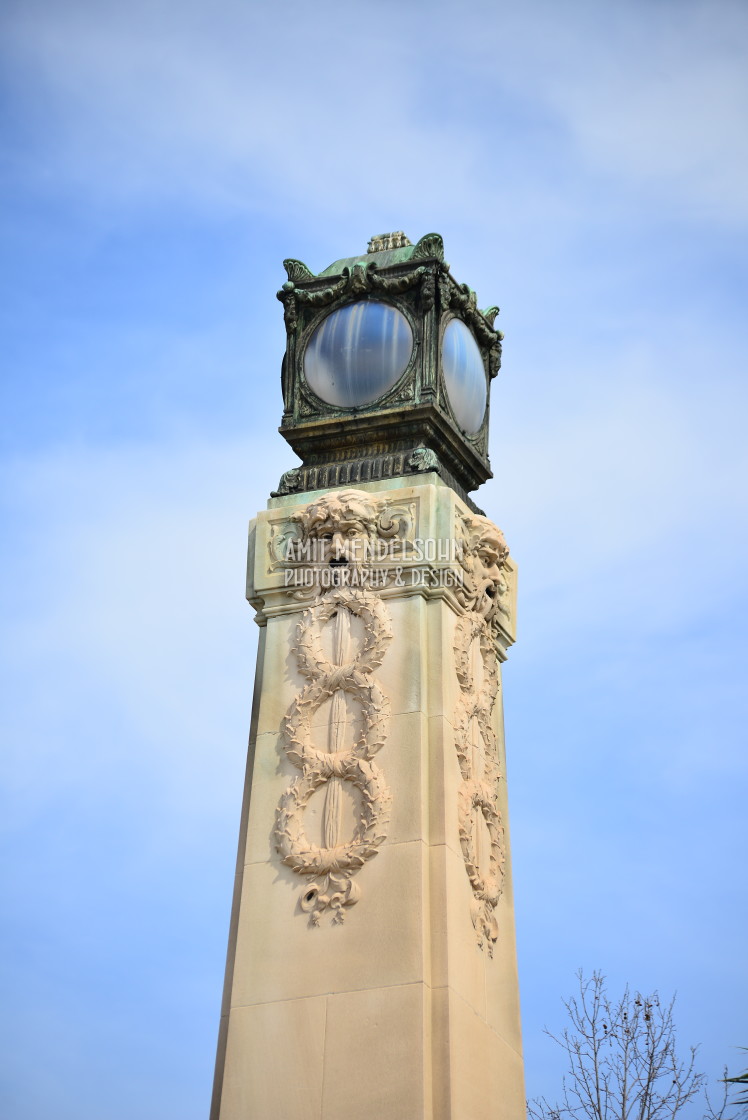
left=210, top=476, right=524, bottom=1120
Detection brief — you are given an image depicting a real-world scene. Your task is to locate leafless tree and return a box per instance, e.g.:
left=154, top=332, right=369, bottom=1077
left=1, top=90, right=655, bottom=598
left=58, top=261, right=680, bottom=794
left=528, top=971, right=732, bottom=1120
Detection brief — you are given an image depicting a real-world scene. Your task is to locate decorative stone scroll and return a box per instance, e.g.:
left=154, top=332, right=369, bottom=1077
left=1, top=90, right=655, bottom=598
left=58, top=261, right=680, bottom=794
left=452, top=513, right=512, bottom=953
left=273, top=490, right=395, bottom=924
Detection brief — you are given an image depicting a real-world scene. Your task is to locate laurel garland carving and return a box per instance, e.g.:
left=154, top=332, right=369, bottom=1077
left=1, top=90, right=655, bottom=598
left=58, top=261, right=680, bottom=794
left=368, top=263, right=426, bottom=294
left=298, top=275, right=349, bottom=307
left=453, top=609, right=505, bottom=953
left=273, top=490, right=397, bottom=925
left=452, top=513, right=512, bottom=954
left=275, top=586, right=393, bottom=924
left=276, top=274, right=349, bottom=333
left=276, top=259, right=438, bottom=335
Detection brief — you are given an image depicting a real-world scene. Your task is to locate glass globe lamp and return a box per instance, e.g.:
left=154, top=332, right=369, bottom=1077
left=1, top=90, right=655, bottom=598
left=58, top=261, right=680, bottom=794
left=304, top=301, right=413, bottom=408
left=441, top=318, right=487, bottom=434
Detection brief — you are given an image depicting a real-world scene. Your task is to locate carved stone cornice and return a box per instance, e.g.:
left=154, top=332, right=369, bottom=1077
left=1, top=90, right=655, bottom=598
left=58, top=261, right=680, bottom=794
left=272, top=447, right=484, bottom=515
left=276, top=403, right=492, bottom=510
left=249, top=482, right=516, bottom=640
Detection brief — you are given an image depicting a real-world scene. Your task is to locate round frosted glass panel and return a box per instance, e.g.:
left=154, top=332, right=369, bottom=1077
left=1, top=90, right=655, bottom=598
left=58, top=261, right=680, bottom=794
left=442, top=319, right=487, bottom=434
left=304, top=301, right=413, bottom=408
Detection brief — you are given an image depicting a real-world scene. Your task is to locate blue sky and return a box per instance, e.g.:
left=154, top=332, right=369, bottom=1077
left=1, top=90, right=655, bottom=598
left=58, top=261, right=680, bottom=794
left=1, top=1, right=746, bottom=1117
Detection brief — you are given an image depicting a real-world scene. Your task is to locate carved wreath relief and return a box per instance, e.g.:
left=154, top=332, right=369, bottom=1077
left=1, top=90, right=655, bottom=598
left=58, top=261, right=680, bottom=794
left=272, top=489, right=513, bottom=942
left=274, top=491, right=394, bottom=925
left=453, top=514, right=511, bottom=955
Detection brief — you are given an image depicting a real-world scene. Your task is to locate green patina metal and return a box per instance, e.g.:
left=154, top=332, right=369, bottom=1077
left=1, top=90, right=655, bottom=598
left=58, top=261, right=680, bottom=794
left=274, top=231, right=504, bottom=511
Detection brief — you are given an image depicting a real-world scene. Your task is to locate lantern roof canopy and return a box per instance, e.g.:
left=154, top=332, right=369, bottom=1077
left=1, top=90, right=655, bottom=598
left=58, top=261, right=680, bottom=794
left=284, top=232, right=454, bottom=284
left=319, top=231, right=443, bottom=278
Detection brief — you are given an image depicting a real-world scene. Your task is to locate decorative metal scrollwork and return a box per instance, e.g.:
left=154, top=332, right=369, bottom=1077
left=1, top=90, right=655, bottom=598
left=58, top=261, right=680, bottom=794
left=283, top=258, right=315, bottom=282
left=411, top=232, right=445, bottom=262
left=368, top=262, right=426, bottom=294
left=408, top=447, right=439, bottom=472
left=438, top=277, right=504, bottom=377
left=276, top=257, right=440, bottom=337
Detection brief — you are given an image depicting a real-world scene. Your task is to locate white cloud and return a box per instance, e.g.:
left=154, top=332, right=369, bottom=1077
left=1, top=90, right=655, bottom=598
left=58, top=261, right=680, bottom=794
left=1, top=0, right=484, bottom=218
left=481, top=0, right=748, bottom=222
left=4, top=0, right=747, bottom=225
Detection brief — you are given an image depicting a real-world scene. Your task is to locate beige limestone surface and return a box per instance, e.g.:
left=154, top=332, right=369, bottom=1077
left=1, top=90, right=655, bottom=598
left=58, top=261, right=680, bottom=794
left=211, top=478, right=524, bottom=1120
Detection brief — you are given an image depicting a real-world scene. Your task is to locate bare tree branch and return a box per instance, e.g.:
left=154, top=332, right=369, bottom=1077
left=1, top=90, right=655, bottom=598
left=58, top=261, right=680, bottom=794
left=527, top=972, right=735, bottom=1120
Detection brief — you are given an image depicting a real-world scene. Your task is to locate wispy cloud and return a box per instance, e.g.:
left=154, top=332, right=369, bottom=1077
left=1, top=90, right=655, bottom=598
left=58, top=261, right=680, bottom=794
left=4, top=0, right=747, bottom=224
left=481, top=0, right=748, bottom=222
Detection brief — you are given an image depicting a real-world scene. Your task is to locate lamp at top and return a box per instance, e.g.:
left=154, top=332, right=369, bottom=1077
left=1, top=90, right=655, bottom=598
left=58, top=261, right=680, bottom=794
left=274, top=231, right=503, bottom=513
